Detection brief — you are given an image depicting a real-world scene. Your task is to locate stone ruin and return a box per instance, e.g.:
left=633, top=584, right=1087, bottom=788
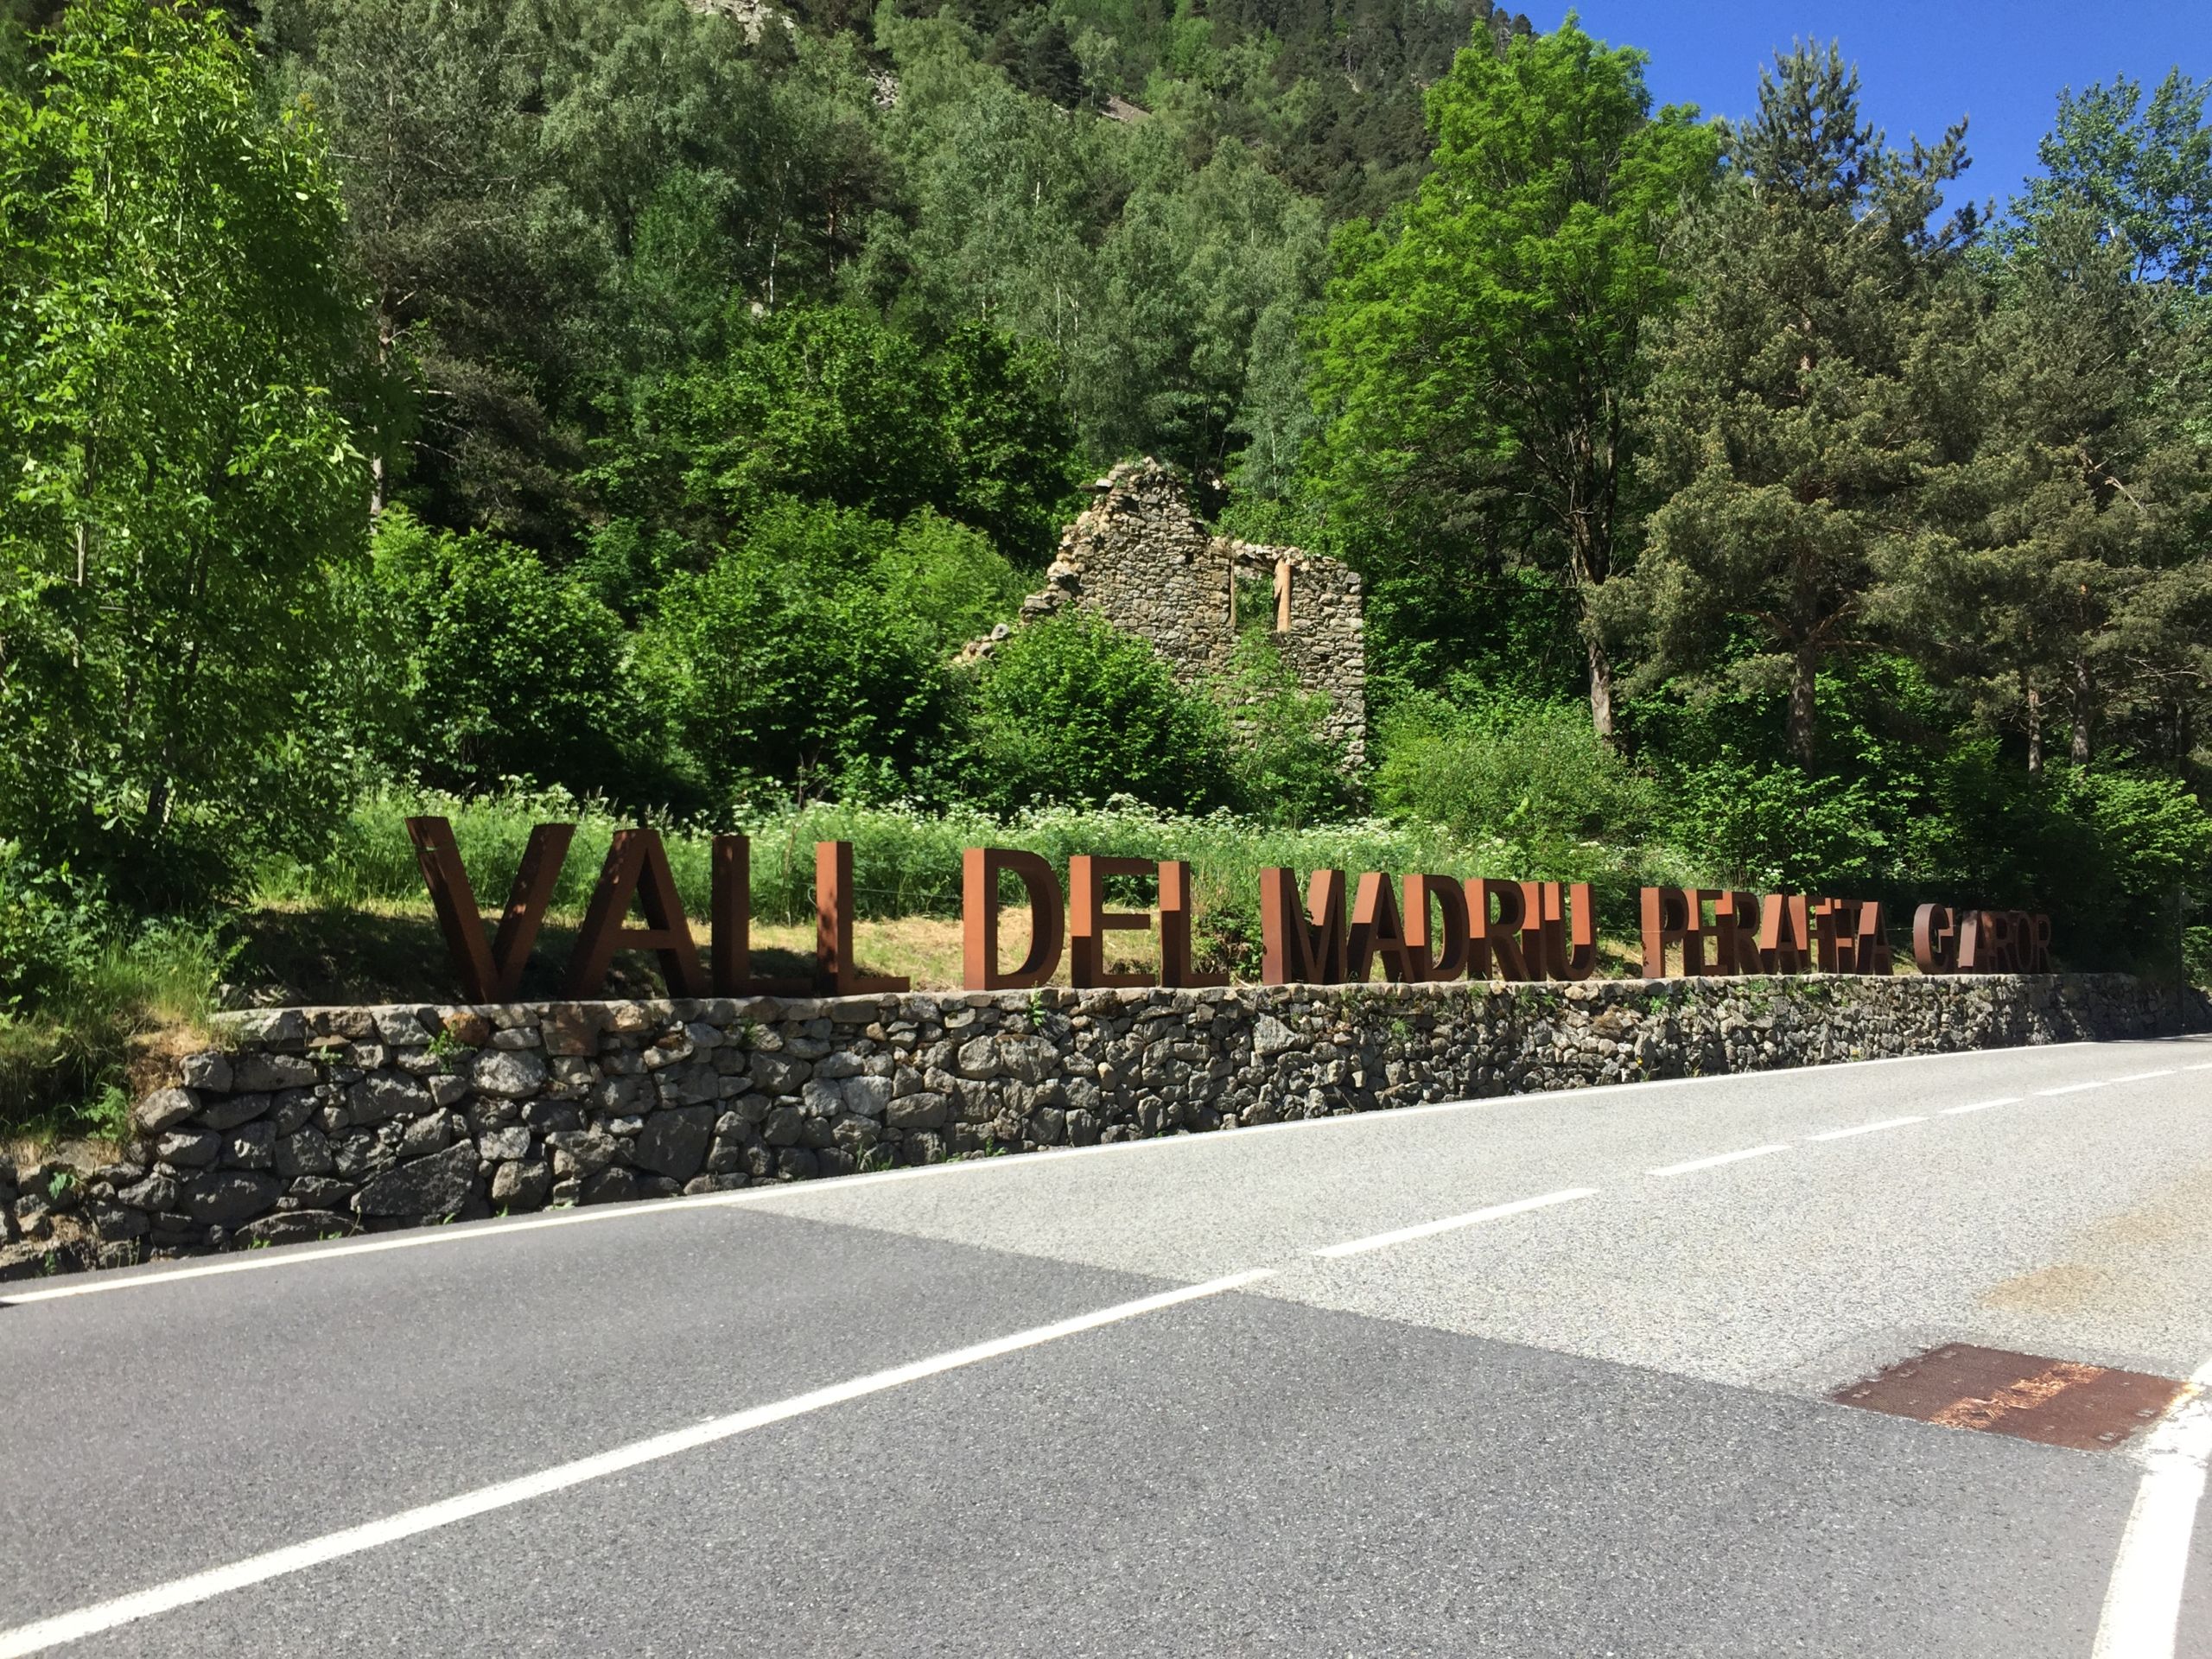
left=963, top=459, right=1367, bottom=766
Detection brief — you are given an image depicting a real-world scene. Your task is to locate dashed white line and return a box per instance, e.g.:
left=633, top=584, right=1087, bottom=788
left=1312, top=1188, right=1599, bottom=1259
left=2108, top=1069, right=2177, bottom=1084
left=2185, top=1061, right=2212, bottom=1072
left=1940, top=1096, right=2022, bottom=1116
left=1806, top=1116, right=1926, bottom=1141
left=0, top=1267, right=1276, bottom=1657
left=1647, top=1145, right=1790, bottom=1178
left=2037, top=1080, right=2108, bottom=1096
left=2091, top=1355, right=2212, bottom=1659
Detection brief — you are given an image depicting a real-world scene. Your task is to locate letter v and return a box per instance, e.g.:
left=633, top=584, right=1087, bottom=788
left=407, top=816, right=574, bottom=1003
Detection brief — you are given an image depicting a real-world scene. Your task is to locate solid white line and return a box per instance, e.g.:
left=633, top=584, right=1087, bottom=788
left=1647, top=1144, right=1790, bottom=1178
left=0, top=1267, right=1274, bottom=1657
left=2, top=1033, right=2171, bottom=1306
left=2090, top=1356, right=2212, bottom=1659
left=1806, top=1116, right=1925, bottom=1141
left=2107, top=1069, right=2177, bottom=1084
left=1939, top=1096, right=2022, bottom=1116
left=2184, top=1061, right=2212, bottom=1072
left=2037, top=1080, right=2107, bottom=1096
left=1311, top=1188, right=1598, bottom=1259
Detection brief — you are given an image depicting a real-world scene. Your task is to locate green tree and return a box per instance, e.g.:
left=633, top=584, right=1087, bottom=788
left=0, top=0, right=368, bottom=895
left=1308, top=18, right=1719, bottom=741
left=1615, top=43, right=1974, bottom=762
left=2010, top=70, right=2212, bottom=291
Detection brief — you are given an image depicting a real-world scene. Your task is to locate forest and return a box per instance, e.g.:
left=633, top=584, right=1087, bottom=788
left=1, top=0, right=2209, bottom=1135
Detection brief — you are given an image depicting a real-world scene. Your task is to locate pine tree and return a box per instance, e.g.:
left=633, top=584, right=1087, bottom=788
left=1618, top=42, right=1974, bottom=762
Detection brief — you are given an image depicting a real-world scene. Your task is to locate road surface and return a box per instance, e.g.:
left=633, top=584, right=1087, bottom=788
left=4, top=1034, right=2211, bottom=1656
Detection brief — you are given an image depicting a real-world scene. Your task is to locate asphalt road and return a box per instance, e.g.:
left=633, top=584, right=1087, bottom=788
left=4, top=1034, right=2211, bottom=1656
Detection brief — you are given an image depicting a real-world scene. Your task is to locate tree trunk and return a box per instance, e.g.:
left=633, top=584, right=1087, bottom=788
left=1586, top=634, right=1615, bottom=745
left=1788, top=645, right=1818, bottom=762
left=2024, top=680, right=2043, bottom=778
left=2069, top=657, right=2093, bottom=766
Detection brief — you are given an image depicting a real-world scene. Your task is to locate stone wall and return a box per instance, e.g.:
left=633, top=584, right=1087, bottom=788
left=965, top=459, right=1367, bottom=765
left=3, top=974, right=2202, bottom=1278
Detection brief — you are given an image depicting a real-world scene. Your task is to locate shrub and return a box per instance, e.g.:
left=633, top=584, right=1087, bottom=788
left=1221, top=631, right=1363, bottom=827
left=969, top=610, right=1236, bottom=813
left=366, top=509, right=664, bottom=804
left=638, top=499, right=962, bottom=801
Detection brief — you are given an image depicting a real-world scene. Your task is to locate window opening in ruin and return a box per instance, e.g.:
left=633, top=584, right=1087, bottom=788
left=1231, top=569, right=1275, bottom=638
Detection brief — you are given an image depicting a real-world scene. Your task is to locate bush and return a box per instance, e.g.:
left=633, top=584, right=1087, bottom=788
left=969, top=610, right=1236, bottom=813
left=1221, top=632, right=1363, bottom=828
left=639, top=500, right=963, bottom=802
left=1376, top=696, right=1669, bottom=887
left=366, top=509, right=664, bottom=804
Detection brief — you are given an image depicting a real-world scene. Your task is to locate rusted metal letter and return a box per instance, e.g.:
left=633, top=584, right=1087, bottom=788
left=1261, top=868, right=1346, bottom=984
left=2029, top=912, right=2055, bottom=973
left=963, top=848, right=1064, bottom=991
left=1757, top=893, right=1813, bottom=975
left=1541, top=882, right=1599, bottom=981
left=1912, top=903, right=1957, bottom=974
left=407, top=815, right=573, bottom=1004
left=1465, top=879, right=1530, bottom=982
left=1638, top=887, right=1699, bottom=979
left=565, top=828, right=707, bottom=998
left=1853, top=901, right=1894, bottom=976
left=1347, top=872, right=1419, bottom=983
left=711, top=834, right=807, bottom=997
left=1071, top=855, right=1157, bottom=988
left=1403, top=874, right=1471, bottom=982
left=817, top=841, right=910, bottom=996
left=1159, top=861, right=1227, bottom=988
left=1713, top=892, right=1763, bottom=975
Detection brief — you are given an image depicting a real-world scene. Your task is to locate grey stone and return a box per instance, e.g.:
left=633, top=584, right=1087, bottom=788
left=232, top=1052, right=317, bottom=1092
left=223, top=1121, right=276, bottom=1170
left=133, top=1088, right=198, bottom=1135
left=275, top=1127, right=336, bottom=1179
left=480, top=1126, right=533, bottom=1162
left=473, top=1049, right=547, bottom=1099
left=491, top=1158, right=553, bottom=1211
left=545, top=1130, right=620, bottom=1179
left=399, top=1113, right=453, bottom=1158
left=155, top=1129, right=219, bottom=1168
left=1252, top=1014, right=1300, bottom=1056
left=579, top=1167, right=641, bottom=1205
left=355, top=1142, right=478, bottom=1219
left=351, top=1075, right=430, bottom=1125
left=955, top=1036, right=1001, bottom=1077
left=180, top=1171, right=283, bottom=1225
left=270, top=1089, right=318, bottom=1135
left=749, top=1053, right=811, bottom=1093
left=330, top=1132, right=384, bottom=1180
left=117, top=1172, right=178, bottom=1212
left=179, top=1051, right=232, bottom=1092
left=839, top=1075, right=893, bottom=1119
left=288, top=1175, right=355, bottom=1208
left=761, top=1106, right=804, bottom=1147
left=235, top=1211, right=354, bottom=1248
left=885, top=1091, right=948, bottom=1130
left=634, top=1107, right=713, bottom=1182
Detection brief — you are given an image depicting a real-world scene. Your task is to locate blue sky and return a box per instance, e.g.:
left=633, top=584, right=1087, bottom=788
left=1550, top=1, right=2208, bottom=219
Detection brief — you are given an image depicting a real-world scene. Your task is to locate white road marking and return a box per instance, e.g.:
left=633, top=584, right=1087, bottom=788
left=1312, top=1188, right=1599, bottom=1259
left=2037, top=1080, right=2108, bottom=1096
left=1647, top=1145, right=1790, bottom=1178
left=1806, top=1116, right=1925, bottom=1141
left=0, top=1267, right=1275, bottom=1657
left=2107, top=1069, right=2177, bottom=1084
left=2184, top=1061, right=2212, bottom=1072
left=2090, top=1355, right=2212, bottom=1659
left=1940, top=1096, right=2022, bottom=1116
left=1, top=1033, right=2177, bottom=1306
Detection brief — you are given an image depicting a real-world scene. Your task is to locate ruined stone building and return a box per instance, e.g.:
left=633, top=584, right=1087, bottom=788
left=964, top=459, right=1367, bottom=766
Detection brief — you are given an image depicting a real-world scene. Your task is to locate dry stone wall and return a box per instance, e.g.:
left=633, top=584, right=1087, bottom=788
left=3, top=974, right=2202, bottom=1278
left=967, top=459, right=1367, bottom=764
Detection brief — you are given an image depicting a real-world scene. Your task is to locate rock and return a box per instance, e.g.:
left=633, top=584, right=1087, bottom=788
left=544, top=1130, right=620, bottom=1179
left=235, top=1211, right=354, bottom=1248
left=232, top=1052, right=317, bottom=1092
left=749, top=1053, right=811, bottom=1094
left=634, top=1106, right=713, bottom=1182
left=133, top=1088, right=199, bottom=1135
left=761, top=1105, right=804, bottom=1147
left=1252, top=1014, right=1300, bottom=1056
left=195, top=1090, right=272, bottom=1132
left=223, top=1121, right=276, bottom=1170
left=480, top=1126, right=532, bottom=1162
left=118, top=1172, right=179, bottom=1211
left=491, top=1159, right=553, bottom=1211
left=355, top=1142, right=478, bottom=1220
left=885, top=1091, right=948, bottom=1130
left=955, top=1036, right=1001, bottom=1077
left=579, top=1166, right=641, bottom=1205
left=270, top=1089, right=318, bottom=1135
left=351, top=1075, right=430, bottom=1125
left=180, top=1171, right=283, bottom=1225
left=839, top=1075, right=893, bottom=1119
left=775, top=1147, right=819, bottom=1180
left=155, top=1129, right=219, bottom=1168
left=179, top=1051, right=232, bottom=1092
left=84, top=1198, right=149, bottom=1239
left=399, top=1112, right=453, bottom=1158
left=472, top=1049, right=546, bottom=1099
